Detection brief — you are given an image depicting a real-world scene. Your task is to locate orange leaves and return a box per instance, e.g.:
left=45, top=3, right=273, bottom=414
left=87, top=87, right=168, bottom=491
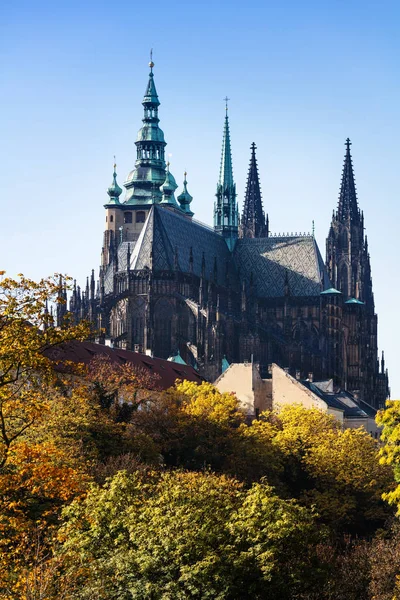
left=0, top=273, right=92, bottom=469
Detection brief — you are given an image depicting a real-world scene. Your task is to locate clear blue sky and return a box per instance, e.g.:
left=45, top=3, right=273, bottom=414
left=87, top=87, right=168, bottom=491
left=1, top=0, right=399, bottom=396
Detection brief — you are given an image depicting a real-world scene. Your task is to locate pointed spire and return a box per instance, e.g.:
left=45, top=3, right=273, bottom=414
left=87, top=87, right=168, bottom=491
left=143, top=51, right=160, bottom=107
left=90, top=269, right=95, bottom=300
left=338, top=138, right=359, bottom=222
left=106, top=159, right=122, bottom=204
left=240, top=142, right=266, bottom=238
left=219, top=99, right=234, bottom=189
left=214, top=99, right=238, bottom=249
left=124, top=58, right=167, bottom=205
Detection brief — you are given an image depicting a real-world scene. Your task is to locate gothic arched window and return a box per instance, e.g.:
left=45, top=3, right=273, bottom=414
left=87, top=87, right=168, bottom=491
left=339, top=263, right=349, bottom=297
left=154, top=298, right=173, bottom=359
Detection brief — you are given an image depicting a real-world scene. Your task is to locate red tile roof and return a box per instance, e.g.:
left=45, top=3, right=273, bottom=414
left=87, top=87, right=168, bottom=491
left=46, top=341, right=203, bottom=389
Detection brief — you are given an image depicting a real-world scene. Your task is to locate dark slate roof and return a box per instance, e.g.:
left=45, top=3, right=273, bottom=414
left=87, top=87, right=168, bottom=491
left=301, top=380, right=376, bottom=419
left=234, top=236, right=330, bottom=298
left=45, top=340, right=204, bottom=389
left=127, top=205, right=234, bottom=285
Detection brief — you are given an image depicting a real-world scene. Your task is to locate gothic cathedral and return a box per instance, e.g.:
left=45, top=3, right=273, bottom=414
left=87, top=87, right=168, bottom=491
left=65, top=60, right=389, bottom=408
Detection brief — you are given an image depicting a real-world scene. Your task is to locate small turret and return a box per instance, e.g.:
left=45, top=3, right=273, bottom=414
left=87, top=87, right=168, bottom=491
left=177, top=172, right=194, bottom=217
left=160, top=163, right=180, bottom=208
left=106, top=161, right=123, bottom=205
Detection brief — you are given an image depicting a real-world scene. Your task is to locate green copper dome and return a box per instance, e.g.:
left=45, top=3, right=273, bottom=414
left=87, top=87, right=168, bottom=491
left=177, top=172, right=194, bottom=216
left=160, top=164, right=180, bottom=208
left=105, top=164, right=122, bottom=206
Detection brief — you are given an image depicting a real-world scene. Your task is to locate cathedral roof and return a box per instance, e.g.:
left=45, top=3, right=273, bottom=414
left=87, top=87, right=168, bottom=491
left=234, top=235, right=330, bottom=298
left=125, top=205, right=233, bottom=285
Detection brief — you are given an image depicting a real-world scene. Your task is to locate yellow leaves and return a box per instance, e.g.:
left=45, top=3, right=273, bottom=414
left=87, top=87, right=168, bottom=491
left=175, top=380, right=244, bottom=427
left=0, top=273, right=92, bottom=468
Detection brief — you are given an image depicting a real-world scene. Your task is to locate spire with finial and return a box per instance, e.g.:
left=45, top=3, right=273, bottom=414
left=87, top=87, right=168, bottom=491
left=143, top=48, right=159, bottom=106
left=219, top=97, right=234, bottom=191
left=177, top=171, right=194, bottom=217
left=240, top=142, right=267, bottom=238
left=124, top=53, right=168, bottom=205
left=214, top=97, right=238, bottom=250
left=106, top=158, right=122, bottom=205
left=337, top=138, right=359, bottom=223
left=160, top=161, right=179, bottom=208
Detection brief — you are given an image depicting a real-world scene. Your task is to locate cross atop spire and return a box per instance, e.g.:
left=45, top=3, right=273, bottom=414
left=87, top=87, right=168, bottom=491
left=337, top=137, right=359, bottom=223
left=240, top=142, right=268, bottom=238
left=214, top=103, right=238, bottom=249
left=219, top=105, right=234, bottom=189
left=224, top=96, right=230, bottom=111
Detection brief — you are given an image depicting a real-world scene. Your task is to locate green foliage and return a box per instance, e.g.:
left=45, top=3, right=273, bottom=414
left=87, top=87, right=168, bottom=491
left=56, top=470, right=323, bottom=599
left=377, top=400, right=400, bottom=508
left=273, top=405, right=393, bottom=535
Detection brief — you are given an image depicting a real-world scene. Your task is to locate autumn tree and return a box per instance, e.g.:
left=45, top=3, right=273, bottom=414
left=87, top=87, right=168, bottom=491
left=0, top=273, right=93, bottom=597
left=272, top=405, right=394, bottom=535
left=376, top=400, right=400, bottom=509
left=53, top=469, right=324, bottom=600
left=0, top=273, right=90, bottom=468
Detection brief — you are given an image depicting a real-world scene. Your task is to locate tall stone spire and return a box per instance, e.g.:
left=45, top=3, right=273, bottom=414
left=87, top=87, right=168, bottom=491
left=214, top=99, right=238, bottom=250
left=338, top=138, right=360, bottom=223
left=124, top=56, right=168, bottom=205
left=326, top=139, right=365, bottom=298
left=240, top=142, right=268, bottom=238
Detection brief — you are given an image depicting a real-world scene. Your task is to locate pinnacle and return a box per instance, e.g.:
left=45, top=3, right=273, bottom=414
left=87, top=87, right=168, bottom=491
left=337, top=138, right=359, bottom=223
left=240, top=142, right=266, bottom=238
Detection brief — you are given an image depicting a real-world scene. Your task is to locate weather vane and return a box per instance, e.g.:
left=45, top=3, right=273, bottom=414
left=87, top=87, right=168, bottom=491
left=113, top=155, right=116, bottom=170
left=224, top=96, right=230, bottom=111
